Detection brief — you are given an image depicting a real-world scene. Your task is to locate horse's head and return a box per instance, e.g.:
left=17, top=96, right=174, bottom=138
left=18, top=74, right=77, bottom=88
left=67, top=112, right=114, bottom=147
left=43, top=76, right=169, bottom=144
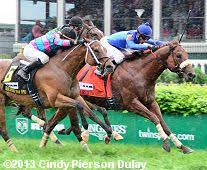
left=82, top=23, right=104, bottom=41
left=81, top=38, right=115, bottom=74
left=165, top=41, right=195, bottom=81
left=78, top=23, right=114, bottom=76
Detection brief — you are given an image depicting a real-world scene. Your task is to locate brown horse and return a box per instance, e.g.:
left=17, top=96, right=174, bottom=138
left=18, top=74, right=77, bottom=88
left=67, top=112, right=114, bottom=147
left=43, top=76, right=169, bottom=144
left=0, top=38, right=114, bottom=153
left=15, top=24, right=119, bottom=145
left=61, top=40, right=196, bottom=154
left=18, top=24, right=195, bottom=154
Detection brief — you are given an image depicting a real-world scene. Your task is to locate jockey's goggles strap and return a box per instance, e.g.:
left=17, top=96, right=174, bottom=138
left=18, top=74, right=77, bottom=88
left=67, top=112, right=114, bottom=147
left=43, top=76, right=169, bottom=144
left=57, top=31, right=76, bottom=41
left=139, top=34, right=150, bottom=40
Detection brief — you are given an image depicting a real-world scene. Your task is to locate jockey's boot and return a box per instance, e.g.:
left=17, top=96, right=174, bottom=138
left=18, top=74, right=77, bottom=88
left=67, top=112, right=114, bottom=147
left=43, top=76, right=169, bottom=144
left=17, top=59, right=43, bottom=81
left=94, top=66, right=102, bottom=76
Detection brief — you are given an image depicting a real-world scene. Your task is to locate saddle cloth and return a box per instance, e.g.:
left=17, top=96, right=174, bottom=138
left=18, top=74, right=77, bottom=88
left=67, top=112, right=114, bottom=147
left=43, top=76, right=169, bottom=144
left=2, top=60, right=29, bottom=95
left=77, top=65, right=112, bottom=99
left=2, top=60, right=44, bottom=107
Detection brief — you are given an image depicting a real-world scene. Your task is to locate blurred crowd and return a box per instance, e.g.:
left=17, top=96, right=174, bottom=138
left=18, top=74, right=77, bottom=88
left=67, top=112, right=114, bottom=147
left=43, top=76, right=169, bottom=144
left=20, top=0, right=204, bottom=42
left=161, top=0, right=204, bottom=41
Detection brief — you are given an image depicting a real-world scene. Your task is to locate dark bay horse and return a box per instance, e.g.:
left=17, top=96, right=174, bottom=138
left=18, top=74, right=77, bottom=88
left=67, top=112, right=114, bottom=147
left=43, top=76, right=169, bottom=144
left=62, top=41, right=196, bottom=154
left=0, top=38, right=113, bottom=153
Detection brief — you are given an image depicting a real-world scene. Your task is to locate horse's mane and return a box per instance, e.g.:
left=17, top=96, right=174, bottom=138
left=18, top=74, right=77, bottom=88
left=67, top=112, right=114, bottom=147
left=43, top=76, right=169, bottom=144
left=121, top=41, right=180, bottom=68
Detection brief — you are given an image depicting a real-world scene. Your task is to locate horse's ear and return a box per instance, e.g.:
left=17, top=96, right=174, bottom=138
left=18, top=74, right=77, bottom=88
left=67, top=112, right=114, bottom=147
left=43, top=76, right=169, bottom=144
left=83, top=37, right=91, bottom=43
left=83, top=23, right=89, bottom=29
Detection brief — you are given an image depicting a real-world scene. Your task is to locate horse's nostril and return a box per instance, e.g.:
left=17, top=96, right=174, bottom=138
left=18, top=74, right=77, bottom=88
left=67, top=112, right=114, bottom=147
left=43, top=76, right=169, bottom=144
left=188, top=73, right=195, bottom=78
left=106, top=65, right=112, bottom=68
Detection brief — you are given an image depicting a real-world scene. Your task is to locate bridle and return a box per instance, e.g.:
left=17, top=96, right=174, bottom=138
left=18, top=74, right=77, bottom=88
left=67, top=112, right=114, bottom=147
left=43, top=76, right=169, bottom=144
left=84, top=40, right=110, bottom=66
left=167, top=44, right=192, bottom=75
left=62, top=40, right=109, bottom=67
left=86, top=26, right=97, bottom=35
left=85, top=26, right=103, bottom=40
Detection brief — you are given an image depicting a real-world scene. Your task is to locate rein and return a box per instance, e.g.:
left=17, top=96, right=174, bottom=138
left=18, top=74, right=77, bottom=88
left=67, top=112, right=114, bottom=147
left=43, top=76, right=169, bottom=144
left=168, top=45, right=192, bottom=73
left=84, top=40, right=101, bottom=65
left=143, top=45, right=192, bottom=73
left=61, top=40, right=105, bottom=66
left=86, top=26, right=97, bottom=35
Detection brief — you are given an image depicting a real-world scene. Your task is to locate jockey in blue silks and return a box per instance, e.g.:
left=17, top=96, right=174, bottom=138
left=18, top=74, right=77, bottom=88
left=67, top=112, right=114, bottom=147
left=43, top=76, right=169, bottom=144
left=98, top=22, right=167, bottom=75
left=97, top=22, right=166, bottom=75
left=99, top=22, right=166, bottom=69
left=108, top=22, right=166, bottom=51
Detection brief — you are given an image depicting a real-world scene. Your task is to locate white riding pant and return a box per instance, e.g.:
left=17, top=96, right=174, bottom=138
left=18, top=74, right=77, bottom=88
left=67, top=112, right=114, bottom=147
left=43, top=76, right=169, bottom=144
left=100, top=37, right=125, bottom=64
left=23, top=43, right=49, bottom=64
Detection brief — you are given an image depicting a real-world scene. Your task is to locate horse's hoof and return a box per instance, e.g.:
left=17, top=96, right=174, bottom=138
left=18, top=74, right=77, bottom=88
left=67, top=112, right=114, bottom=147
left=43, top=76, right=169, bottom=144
left=55, top=139, right=63, bottom=145
left=39, top=143, right=46, bottom=148
left=39, top=133, right=49, bottom=148
left=80, top=141, right=92, bottom=154
left=113, top=131, right=124, bottom=141
left=180, top=145, right=194, bottom=154
left=104, top=136, right=111, bottom=144
left=58, top=129, right=66, bottom=135
left=162, top=139, right=171, bottom=152
left=10, top=145, right=19, bottom=153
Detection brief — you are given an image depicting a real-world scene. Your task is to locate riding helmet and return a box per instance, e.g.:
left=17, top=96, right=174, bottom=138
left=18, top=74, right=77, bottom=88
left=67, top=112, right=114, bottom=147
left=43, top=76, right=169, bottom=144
left=69, top=16, right=83, bottom=29
left=61, top=27, right=77, bottom=39
left=137, top=22, right=152, bottom=37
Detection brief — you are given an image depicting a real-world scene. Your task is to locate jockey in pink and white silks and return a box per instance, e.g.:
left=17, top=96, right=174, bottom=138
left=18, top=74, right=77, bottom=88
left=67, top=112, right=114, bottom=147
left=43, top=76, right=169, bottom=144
left=100, top=22, right=167, bottom=65
left=17, top=16, right=84, bottom=81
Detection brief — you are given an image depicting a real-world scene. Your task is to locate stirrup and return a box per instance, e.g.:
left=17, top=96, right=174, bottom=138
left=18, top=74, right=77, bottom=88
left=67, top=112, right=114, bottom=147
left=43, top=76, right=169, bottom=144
left=94, top=68, right=102, bottom=76
left=17, top=69, right=30, bottom=81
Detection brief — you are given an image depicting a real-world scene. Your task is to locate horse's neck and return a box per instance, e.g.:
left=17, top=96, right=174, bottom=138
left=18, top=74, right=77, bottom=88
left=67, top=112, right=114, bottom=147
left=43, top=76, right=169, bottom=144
left=50, top=47, right=86, bottom=78
left=134, top=46, right=170, bottom=84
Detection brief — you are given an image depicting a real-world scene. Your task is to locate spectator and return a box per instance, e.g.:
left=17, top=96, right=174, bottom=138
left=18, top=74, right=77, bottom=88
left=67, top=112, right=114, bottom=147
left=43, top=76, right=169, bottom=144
left=32, top=20, right=44, bottom=38
left=21, top=20, right=44, bottom=43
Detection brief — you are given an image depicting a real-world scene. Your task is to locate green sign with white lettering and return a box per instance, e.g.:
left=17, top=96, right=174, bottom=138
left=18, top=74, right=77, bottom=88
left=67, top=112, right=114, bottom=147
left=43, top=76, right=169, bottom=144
left=5, top=107, right=207, bottom=149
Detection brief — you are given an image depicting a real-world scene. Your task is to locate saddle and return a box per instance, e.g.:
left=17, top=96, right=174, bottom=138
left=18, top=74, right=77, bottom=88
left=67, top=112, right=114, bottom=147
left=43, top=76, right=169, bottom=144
left=2, top=59, right=44, bottom=108
left=77, top=65, right=112, bottom=99
left=77, top=65, right=119, bottom=110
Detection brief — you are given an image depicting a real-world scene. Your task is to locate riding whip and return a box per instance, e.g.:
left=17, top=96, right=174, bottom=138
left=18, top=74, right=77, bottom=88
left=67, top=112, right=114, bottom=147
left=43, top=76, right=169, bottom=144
left=179, top=10, right=191, bottom=43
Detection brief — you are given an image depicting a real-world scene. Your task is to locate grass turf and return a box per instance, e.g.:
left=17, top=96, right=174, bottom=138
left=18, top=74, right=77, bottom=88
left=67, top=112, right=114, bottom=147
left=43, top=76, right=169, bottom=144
left=0, top=139, right=206, bottom=170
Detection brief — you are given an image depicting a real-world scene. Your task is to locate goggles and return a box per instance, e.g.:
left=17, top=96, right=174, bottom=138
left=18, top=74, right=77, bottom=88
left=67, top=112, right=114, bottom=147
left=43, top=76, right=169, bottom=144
left=137, top=32, right=151, bottom=41
left=138, top=34, right=150, bottom=40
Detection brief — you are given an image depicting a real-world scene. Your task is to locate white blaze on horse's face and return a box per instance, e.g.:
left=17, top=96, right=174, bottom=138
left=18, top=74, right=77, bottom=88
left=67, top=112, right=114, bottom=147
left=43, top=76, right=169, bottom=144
left=167, top=44, right=195, bottom=81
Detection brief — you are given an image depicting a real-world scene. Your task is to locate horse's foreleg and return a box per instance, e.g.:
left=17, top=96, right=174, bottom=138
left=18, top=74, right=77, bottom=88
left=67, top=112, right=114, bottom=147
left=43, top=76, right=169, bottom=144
left=18, top=105, right=61, bottom=145
left=40, top=93, right=83, bottom=148
left=58, top=111, right=89, bottom=141
left=67, top=108, right=91, bottom=153
left=36, top=107, right=62, bottom=145
left=39, top=108, right=67, bottom=148
left=76, top=96, right=112, bottom=144
left=149, top=101, right=193, bottom=154
left=0, top=95, right=18, bottom=152
left=128, top=98, right=170, bottom=152
left=86, top=101, right=123, bottom=141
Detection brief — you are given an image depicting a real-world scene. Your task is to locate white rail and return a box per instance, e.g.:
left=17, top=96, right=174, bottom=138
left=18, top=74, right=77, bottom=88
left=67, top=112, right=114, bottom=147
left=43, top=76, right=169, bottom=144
left=191, top=59, right=207, bottom=73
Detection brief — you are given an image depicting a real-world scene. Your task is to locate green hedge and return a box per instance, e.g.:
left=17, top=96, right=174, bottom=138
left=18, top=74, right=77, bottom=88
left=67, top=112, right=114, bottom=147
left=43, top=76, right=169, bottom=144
left=155, top=84, right=207, bottom=116
left=0, top=54, right=11, bottom=59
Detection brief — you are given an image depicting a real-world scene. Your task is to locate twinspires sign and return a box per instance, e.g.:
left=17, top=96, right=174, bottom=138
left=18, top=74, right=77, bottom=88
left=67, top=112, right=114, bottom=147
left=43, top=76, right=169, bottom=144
left=5, top=107, right=207, bottom=149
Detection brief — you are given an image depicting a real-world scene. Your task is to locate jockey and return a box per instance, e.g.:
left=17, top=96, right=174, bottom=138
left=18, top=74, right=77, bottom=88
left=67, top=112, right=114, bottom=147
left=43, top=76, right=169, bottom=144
left=17, top=16, right=84, bottom=81
left=100, top=22, right=166, bottom=65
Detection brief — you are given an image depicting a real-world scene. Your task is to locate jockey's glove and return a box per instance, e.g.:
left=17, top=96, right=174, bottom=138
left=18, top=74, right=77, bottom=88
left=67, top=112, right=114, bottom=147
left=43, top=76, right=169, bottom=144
left=70, top=41, right=75, bottom=46
left=75, top=39, right=85, bottom=45
left=151, top=45, right=159, bottom=52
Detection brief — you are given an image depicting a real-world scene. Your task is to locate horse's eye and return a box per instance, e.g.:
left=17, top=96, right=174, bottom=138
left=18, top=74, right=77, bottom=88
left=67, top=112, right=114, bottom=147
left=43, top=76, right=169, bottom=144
left=177, top=54, right=182, bottom=59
